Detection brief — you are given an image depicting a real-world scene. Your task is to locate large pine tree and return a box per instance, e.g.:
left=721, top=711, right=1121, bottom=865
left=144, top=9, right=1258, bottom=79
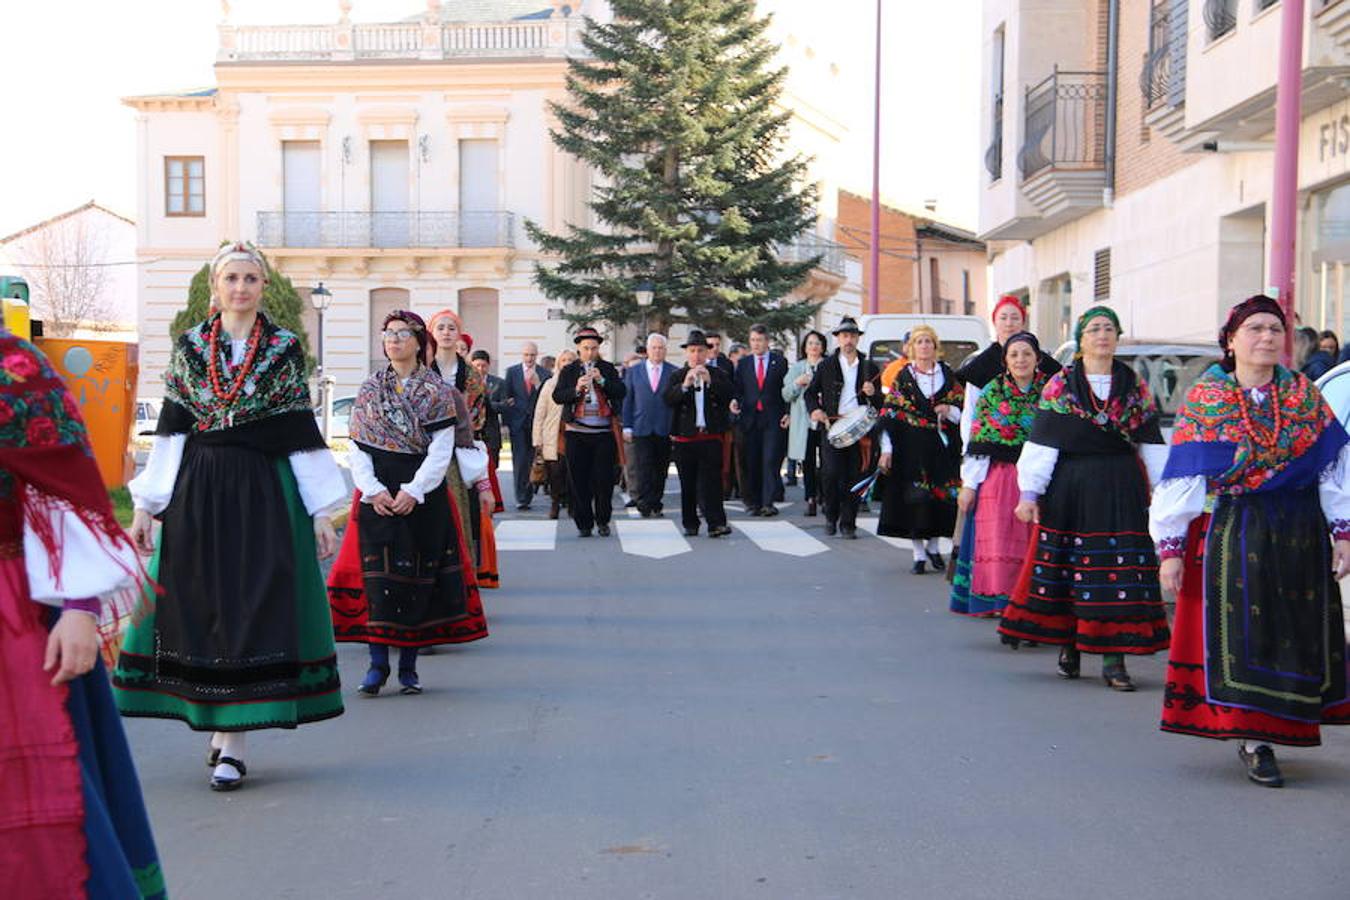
left=526, top=0, right=822, bottom=339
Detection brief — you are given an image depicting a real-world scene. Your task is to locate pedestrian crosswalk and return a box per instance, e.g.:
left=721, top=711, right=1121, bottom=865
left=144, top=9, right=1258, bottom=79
left=493, top=514, right=952, bottom=560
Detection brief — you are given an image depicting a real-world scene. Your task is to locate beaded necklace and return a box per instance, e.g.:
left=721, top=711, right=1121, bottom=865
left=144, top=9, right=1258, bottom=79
left=1235, top=380, right=1281, bottom=451
left=1084, top=370, right=1112, bottom=425
left=208, top=314, right=263, bottom=409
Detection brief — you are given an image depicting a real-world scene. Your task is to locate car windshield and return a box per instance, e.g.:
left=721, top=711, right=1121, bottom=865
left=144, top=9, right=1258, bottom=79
left=868, top=339, right=981, bottom=369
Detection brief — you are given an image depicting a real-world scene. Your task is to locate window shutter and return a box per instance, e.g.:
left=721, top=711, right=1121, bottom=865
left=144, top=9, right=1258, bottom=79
left=1093, top=248, right=1111, bottom=301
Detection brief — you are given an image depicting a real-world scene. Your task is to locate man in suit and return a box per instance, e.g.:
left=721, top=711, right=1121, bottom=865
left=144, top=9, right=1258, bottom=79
left=663, top=329, right=733, bottom=537
left=502, top=341, right=551, bottom=511
left=471, top=349, right=509, bottom=512
left=731, top=323, right=790, bottom=516
left=552, top=326, right=627, bottom=537
left=622, top=333, right=678, bottom=517
left=806, top=316, right=882, bottom=538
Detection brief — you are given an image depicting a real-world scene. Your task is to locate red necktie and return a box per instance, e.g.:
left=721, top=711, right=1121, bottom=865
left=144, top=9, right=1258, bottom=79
left=524, top=367, right=534, bottom=393
left=756, top=355, right=765, bottom=411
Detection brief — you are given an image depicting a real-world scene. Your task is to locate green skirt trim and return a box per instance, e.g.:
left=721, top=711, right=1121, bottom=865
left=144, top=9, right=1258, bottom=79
left=113, top=459, right=344, bottom=731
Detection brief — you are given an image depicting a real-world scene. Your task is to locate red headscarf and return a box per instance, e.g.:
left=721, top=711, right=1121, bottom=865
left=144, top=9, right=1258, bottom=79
left=991, top=294, right=1026, bottom=325
left=460, top=332, right=475, bottom=352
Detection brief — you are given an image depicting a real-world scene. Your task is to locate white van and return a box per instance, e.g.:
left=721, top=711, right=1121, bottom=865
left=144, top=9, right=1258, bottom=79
left=857, top=314, right=991, bottom=371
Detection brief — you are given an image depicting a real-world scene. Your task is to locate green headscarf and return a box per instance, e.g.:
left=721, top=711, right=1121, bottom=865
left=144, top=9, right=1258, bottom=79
left=1074, top=305, right=1121, bottom=351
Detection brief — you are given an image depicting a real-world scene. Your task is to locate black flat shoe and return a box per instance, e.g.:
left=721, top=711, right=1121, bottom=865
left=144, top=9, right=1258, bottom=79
left=398, top=669, right=422, bottom=695
left=929, top=552, right=945, bottom=570
left=210, top=757, right=246, bottom=792
left=1000, top=635, right=1022, bottom=650
left=1238, top=744, right=1284, bottom=787
left=840, top=526, right=857, bottom=539
left=578, top=528, right=593, bottom=537
left=597, top=523, right=611, bottom=537
left=911, top=559, right=927, bottom=575
left=761, top=506, right=779, bottom=517
left=207, top=744, right=221, bottom=768
left=709, top=525, right=732, bottom=538
left=825, top=521, right=838, bottom=536
left=805, top=500, right=817, bottom=517
left=684, top=527, right=699, bottom=536
left=1102, top=664, right=1136, bottom=692
left=1057, top=647, right=1081, bottom=679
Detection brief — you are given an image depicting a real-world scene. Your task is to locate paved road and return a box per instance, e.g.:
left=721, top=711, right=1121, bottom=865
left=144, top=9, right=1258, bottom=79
left=126, top=476, right=1350, bottom=900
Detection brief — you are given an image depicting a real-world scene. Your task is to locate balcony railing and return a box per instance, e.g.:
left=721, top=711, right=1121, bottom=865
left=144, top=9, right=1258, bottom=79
left=985, top=95, right=1004, bottom=181
left=778, top=234, right=847, bottom=277
left=256, top=211, right=515, bottom=250
left=222, top=20, right=579, bottom=62
left=1018, top=69, right=1107, bottom=181
left=1141, top=2, right=1175, bottom=110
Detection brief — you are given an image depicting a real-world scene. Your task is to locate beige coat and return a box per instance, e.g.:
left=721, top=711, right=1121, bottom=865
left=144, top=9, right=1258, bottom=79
left=531, top=373, right=565, bottom=461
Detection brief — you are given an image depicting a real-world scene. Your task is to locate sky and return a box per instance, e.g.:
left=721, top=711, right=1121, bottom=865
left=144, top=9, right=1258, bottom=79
left=0, top=0, right=982, bottom=240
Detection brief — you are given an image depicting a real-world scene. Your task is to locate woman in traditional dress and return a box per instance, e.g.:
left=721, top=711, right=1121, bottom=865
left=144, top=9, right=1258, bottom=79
left=998, top=306, right=1170, bottom=691
left=326, top=311, right=488, bottom=696
left=951, top=332, right=1049, bottom=618
left=877, top=325, right=964, bottom=574
left=428, top=310, right=499, bottom=588
left=783, top=330, right=828, bottom=517
left=0, top=328, right=166, bottom=898
left=532, top=348, right=576, bottom=520
left=1151, top=296, right=1350, bottom=787
left=114, top=242, right=347, bottom=792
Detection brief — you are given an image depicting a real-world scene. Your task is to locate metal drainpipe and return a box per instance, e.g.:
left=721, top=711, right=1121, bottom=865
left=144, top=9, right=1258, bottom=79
left=1103, top=0, right=1119, bottom=208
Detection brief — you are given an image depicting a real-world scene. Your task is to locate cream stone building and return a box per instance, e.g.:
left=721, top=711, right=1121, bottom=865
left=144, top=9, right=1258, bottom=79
left=127, top=0, right=861, bottom=400
left=979, top=0, right=1350, bottom=348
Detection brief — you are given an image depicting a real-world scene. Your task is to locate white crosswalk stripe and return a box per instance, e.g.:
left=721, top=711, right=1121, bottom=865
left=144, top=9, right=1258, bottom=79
left=615, top=519, right=692, bottom=558
left=731, top=519, right=829, bottom=557
left=494, top=520, right=558, bottom=552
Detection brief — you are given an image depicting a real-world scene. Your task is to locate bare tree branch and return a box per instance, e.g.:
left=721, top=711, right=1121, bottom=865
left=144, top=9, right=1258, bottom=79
left=15, top=215, right=115, bottom=336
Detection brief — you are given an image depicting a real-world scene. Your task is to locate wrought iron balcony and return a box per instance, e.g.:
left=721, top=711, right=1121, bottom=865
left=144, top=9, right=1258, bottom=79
left=777, top=233, right=848, bottom=278
left=985, top=95, right=1004, bottom=181
left=1141, top=2, right=1173, bottom=110
left=256, top=211, right=515, bottom=250
left=1018, top=70, right=1107, bottom=181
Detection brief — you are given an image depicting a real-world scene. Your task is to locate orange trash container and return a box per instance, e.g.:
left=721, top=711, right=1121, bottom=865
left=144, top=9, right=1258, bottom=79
left=34, top=337, right=139, bottom=487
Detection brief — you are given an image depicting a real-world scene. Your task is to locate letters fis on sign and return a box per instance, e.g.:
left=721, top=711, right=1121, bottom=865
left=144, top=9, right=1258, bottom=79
left=1319, top=114, right=1350, bottom=163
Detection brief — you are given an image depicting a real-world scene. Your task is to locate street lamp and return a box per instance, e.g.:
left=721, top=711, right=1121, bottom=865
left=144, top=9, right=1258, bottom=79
left=310, top=281, right=334, bottom=440
left=635, top=280, right=654, bottom=344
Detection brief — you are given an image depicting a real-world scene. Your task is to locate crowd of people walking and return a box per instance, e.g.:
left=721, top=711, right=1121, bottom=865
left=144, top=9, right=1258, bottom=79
left=3, top=238, right=1348, bottom=895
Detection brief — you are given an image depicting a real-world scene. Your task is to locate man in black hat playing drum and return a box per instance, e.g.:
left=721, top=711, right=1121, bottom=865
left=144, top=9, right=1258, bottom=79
left=664, top=330, right=734, bottom=537
left=552, top=326, right=628, bottom=537
left=806, top=317, right=882, bottom=538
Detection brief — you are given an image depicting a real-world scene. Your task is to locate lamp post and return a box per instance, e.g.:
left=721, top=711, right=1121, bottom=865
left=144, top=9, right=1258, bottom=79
left=635, top=280, right=654, bottom=344
left=310, top=281, right=334, bottom=440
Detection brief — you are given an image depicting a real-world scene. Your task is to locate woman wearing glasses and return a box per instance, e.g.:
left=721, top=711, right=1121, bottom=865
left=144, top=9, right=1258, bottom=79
left=997, top=307, right=1170, bottom=691
left=327, top=312, right=487, bottom=697
left=1151, top=296, right=1350, bottom=787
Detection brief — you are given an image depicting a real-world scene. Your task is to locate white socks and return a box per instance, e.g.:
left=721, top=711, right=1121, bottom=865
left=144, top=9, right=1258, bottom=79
left=926, top=537, right=941, bottom=554
left=912, top=539, right=942, bottom=561
left=213, top=732, right=247, bottom=780
left=912, top=540, right=927, bottom=560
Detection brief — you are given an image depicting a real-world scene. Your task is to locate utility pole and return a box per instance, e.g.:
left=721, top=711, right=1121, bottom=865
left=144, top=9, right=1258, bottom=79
left=869, top=0, right=882, bottom=316
left=1269, top=0, right=1304, bottom=363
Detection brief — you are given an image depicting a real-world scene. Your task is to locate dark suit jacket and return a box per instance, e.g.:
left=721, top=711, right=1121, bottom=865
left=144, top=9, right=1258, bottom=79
left=622, top=361, right=679, bottom=436
left=553, top=358, right=627, bottom=423
left=805, top=351, right=883, bottom=420
left=705, top=352, right=732, bottom=372
left=733, top=351, right=789, bottom=427
left=503, top=362, right=552, bottom=433
left=664, top=364, right=733, bottom=436
left=480, top=373, right=507, bottom=453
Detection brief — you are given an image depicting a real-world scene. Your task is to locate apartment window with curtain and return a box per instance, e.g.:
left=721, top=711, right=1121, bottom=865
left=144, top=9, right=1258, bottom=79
left=165, top=156, right=205, bottom=217
left=1203, top=0, right=1237, bottom=41
left=985, top=26, right=1005, bottom=182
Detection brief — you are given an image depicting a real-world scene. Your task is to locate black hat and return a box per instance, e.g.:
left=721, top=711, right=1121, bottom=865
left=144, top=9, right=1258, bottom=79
left=573, top=326, right=603, bottom=345
left=703, top=329, right=722, bottom=339
left=682, top=329, right=710, bottom=348
left=634, top=342, right=648, bottom=355
left=832, top=316, right=862, bottom=336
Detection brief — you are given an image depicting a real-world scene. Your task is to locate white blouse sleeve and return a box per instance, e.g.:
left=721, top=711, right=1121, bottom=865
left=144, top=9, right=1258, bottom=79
left=1016, top=441, right=1059, bottom=498
left=879, top=430, right=893, bottom=455
left=944, top=403, right=962, bottom=425
left=961, top=455, right=991, bottom=489
left=1147, top=476, right=1207, bottom=559
left=24, top=505, right=139, bottom=605
left=288, top=448, right=348, bottom=518
left=454, top=440, right=491, bottom=486
left=1319, top=441, right=1350, bottom=540
left=1137, top=443, right=1170, bottom=491
left=960, top=385, right=983, bottom=450
left=127, top=434, right=186, bottom=515
left=400, top=428, right=456, bottom=504
left=348, top=446, right=386, bottom=502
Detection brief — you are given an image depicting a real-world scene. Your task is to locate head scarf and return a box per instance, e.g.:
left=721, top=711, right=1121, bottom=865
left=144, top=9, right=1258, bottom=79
left=1073, top=306, right=1121, bottom=351
left=991, top=294, right=1026, bottom=325
left=381, top=309, right=433, bottom=364
left=429, top=308, right=462, bottom=331
left=209, top=241, right=268, bottom=281
left=1003, top=330, right=1041, bottom=361
left=1218, top=295, right=1286, bottom=371
left=905, top=324, right=940, bottom=359
left=460, top=332, right=475, bottom=352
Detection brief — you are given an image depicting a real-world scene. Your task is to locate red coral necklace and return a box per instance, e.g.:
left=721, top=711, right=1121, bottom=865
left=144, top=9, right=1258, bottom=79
left=208, top=314, right=263, bottom=406
left=1236, top=380, right=1281, bottom=450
